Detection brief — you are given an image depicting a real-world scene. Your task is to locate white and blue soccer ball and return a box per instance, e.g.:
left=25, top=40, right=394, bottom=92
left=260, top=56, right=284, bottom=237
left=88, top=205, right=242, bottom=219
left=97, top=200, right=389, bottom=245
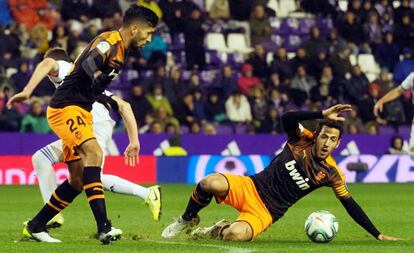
left=305, top=210, right=338, bottom=243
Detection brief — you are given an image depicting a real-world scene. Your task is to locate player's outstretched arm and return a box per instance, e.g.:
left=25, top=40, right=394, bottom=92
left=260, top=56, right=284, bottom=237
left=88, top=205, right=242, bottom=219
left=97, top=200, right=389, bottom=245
left=111, top=95, right=140, bottom=166
left=339, top=196, right=403, bottom=240
left=373, top=86, right=405, bottom=117
left=7, top=58, right=59, bottom=108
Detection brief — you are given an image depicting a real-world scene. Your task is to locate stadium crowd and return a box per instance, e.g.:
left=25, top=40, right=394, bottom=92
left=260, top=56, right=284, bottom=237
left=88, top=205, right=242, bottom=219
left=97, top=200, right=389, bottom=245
left=0, top=0, right=413, bottom=135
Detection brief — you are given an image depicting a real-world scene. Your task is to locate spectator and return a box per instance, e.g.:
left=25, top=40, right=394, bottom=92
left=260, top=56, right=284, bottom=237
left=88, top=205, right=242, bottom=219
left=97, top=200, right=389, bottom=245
left=225, top=92, right=252, bottom=123
left=374, top=0, right=393, bottom=17
left=140, top=33, right=168, bottom=69
left=393, top=14, right=414, bottom=51
left=189, top=121, right=202, bottom=134
left=187, top=72, right=202, bottom=92
left=290, top=65, right=317, bottom=106
left=174, top=92, right=197, bottom=126
left=143, top=65, right=169, bottom=93
left=0, top=26, right=20, bottom=69
left=158, top=0, right=181, bottom=34
left=363, top=11, right=382, bottom=48
left=165, top=66, right=188, bottom=103
left=317, top=65, right=340, bottom=103
left=204, top=91, right=226, bottom=123
left=393, top=48, right=414, bottom=84
left=249, top=4, right=271, bottom=46
left=326, top=28, right=347, bottom=55
left=51, top=25, right=69, bottom=51
left=153, top=106, right=180, bottom=129
left=183, top=8, right=206, bottom=70
left=237, top=63, right=262, bottom=96
left=289, top=47, right=309, bottom=72
left=374, top=32, right=400, bottom=72
left=394, top=0, right=414, bottom=25
left=307, top=48, right=329, bottom=80
left=387, top=135, right=408, bottom=154
left=128, top=82, right=154, bottom=127
left=203, top=122, right=217, bottom=135
left=346, top=122, right=360, bottom=134
left=209, top=0, right=230, bottom=20
left=11, top=61, right=30, bottom=93
left=343, top=105, right=364, bottom=133
left=146, top=84, right=174, bottom=116
left=345, top=65, right=370, bottom=104
left=358, top=83, right=381, bottom=122
left=247, top=44, right=270, bottom=81
left=365, top=121, right=380, bottom=135
left=0, top=87, right=22, bottom=131
left=348, top=0, right=364, bottom=22
left=338, top=11, right=366, bottom=46
left=20, top=100, right=50, bottom=133
left=302, top=26, right=328, bottom=58
left=149, top=120, right=164, bottom=134
left=91, top=0, right=122, bottom=19
left=329, top=45, right=352, bottom=81
left=258, top=107, right=282, bottom=134
left=268, top=88, right=288, bottom=111
left=209, top=65, right=238, bottom=100
left=31, top=24, right=49, bottom=54
left=249, top=86, right=268, bottom=121
left=165, top=122, right=179, bottom=135
left=139, top=113, right=155, bottom=133
left=192, top=89, right=206, bottom=122
left=270, top=47, right=293, bottom=83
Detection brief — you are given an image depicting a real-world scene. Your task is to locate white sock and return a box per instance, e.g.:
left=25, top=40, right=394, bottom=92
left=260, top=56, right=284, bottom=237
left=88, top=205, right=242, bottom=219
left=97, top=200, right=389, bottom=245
left=32, top=147, right=59, bottom=203
left=101, top=174, right=150, bottom=200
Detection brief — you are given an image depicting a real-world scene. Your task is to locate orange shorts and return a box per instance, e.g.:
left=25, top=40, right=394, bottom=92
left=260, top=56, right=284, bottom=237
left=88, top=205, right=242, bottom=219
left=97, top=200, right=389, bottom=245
left=47, top=105, right=94, bottom=162
left=217, top=174, right=273, bottom=239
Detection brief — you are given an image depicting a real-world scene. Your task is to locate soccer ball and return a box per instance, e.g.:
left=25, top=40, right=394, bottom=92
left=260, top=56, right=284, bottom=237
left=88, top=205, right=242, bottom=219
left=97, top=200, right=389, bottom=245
left=305, top=210, right=338, bottom=243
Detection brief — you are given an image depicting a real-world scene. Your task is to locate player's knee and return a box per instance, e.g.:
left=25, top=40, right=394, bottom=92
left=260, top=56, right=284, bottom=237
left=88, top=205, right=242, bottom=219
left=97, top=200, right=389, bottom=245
left=78, top=140, right=103, bottom=165
left=200, top=174, right=228, bottom=195
left=222, top=226, right=251, bottom=241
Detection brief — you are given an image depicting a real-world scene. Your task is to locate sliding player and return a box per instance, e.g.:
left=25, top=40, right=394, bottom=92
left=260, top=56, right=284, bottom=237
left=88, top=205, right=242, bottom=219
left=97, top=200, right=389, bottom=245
left=15, top=5, right=158, bottom=243
left=7, top=47, right=161, bottom=229
left=162, top=105, right=400, bottom=241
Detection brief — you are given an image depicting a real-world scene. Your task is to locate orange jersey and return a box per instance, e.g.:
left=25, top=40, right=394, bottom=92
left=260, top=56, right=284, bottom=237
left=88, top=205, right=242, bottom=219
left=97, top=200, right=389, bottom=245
left=50, top=31, right=126, bottom=111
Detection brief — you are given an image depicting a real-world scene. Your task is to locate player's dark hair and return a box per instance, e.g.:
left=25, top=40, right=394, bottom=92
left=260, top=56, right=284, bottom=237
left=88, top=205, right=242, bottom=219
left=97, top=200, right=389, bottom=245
left=44, top=47, right=71, bottom=62
left=123, top=5, right=159, bottom=28
left=316, top=119, right=344, bottom=139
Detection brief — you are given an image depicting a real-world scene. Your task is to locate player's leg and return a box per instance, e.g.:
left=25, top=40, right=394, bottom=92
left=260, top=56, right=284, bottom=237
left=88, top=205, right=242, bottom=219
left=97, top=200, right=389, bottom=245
left=95, top=120, right=161, bottom=221
left=32, top=140, right=65, bottom=228
left=409, top=117, right=414, bottom=154
left=77, top=138, right=121, bottom=243
left=221, top=221, right=253, bottom=241
left=161, top=174, right=228, bottom=238
left=24, top=159, right=83, bottom=242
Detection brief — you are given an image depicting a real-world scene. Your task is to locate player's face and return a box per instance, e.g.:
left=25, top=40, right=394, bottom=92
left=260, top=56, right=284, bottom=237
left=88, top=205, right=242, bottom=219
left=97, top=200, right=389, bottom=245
left=131, top=23, right=155, bottom=49
left=314, top=126, right=341, bottom=160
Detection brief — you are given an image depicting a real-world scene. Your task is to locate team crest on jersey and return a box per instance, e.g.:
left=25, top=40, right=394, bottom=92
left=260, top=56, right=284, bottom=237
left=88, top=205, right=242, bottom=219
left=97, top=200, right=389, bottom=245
left=97, top=41, right=110, bottom=54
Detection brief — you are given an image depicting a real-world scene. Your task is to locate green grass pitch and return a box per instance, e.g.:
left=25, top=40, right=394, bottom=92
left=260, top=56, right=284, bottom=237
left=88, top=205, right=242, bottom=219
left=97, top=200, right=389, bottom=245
left=0, top=184, right=413, bottom=253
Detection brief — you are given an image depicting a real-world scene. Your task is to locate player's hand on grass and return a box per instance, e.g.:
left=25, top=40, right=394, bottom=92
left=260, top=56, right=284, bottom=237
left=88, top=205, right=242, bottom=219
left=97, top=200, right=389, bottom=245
left=124, top=141, right=140, bottom=167
left=373, top=101, right=384, bottom=117
left=322, top=104, right=352, bottom=122
left=6, top=90, right=31, bottom=109
left=377, top=234, right=404, bottom=241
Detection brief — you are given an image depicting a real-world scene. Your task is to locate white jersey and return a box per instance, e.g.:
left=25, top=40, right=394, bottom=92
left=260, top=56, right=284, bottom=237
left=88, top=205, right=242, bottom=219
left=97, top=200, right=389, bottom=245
left=400, top=72, right=414, bottom=104
left=48, top=60, right=115, bottom=125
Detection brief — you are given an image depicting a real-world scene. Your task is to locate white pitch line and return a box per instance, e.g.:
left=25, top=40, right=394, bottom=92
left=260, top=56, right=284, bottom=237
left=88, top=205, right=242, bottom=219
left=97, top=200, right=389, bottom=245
left=150, top=239, right=254, bottom=253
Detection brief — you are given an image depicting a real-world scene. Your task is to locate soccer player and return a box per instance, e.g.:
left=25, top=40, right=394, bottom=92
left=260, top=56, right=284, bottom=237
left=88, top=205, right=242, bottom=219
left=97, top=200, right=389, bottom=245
left=7, top=47, right=161, bottom=229
left=162, top=104, right=401, bottom=241
left=373, top=73, right=414, bottom=152
left=18, top=5, right=158, bottom=243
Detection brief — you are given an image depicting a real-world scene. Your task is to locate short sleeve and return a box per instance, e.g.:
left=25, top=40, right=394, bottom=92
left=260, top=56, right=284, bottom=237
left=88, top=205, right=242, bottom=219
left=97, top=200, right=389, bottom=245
left=400, top=73, right=414, bottom=90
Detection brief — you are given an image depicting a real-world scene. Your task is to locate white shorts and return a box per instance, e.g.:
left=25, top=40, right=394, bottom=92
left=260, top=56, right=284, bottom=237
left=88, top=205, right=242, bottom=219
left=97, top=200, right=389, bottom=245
left=44, top=120, right=117, bottom=164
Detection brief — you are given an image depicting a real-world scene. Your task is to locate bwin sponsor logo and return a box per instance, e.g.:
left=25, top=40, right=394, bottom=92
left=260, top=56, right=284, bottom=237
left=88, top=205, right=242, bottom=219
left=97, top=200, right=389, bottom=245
left=285, top=160, right=310, bottom=190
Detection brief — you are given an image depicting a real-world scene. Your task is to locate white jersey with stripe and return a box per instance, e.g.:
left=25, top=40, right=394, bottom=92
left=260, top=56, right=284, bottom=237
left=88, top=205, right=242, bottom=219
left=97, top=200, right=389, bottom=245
left=48, top=60, right=115, bottom=125
left=400, top=72, right=414, bottom=104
